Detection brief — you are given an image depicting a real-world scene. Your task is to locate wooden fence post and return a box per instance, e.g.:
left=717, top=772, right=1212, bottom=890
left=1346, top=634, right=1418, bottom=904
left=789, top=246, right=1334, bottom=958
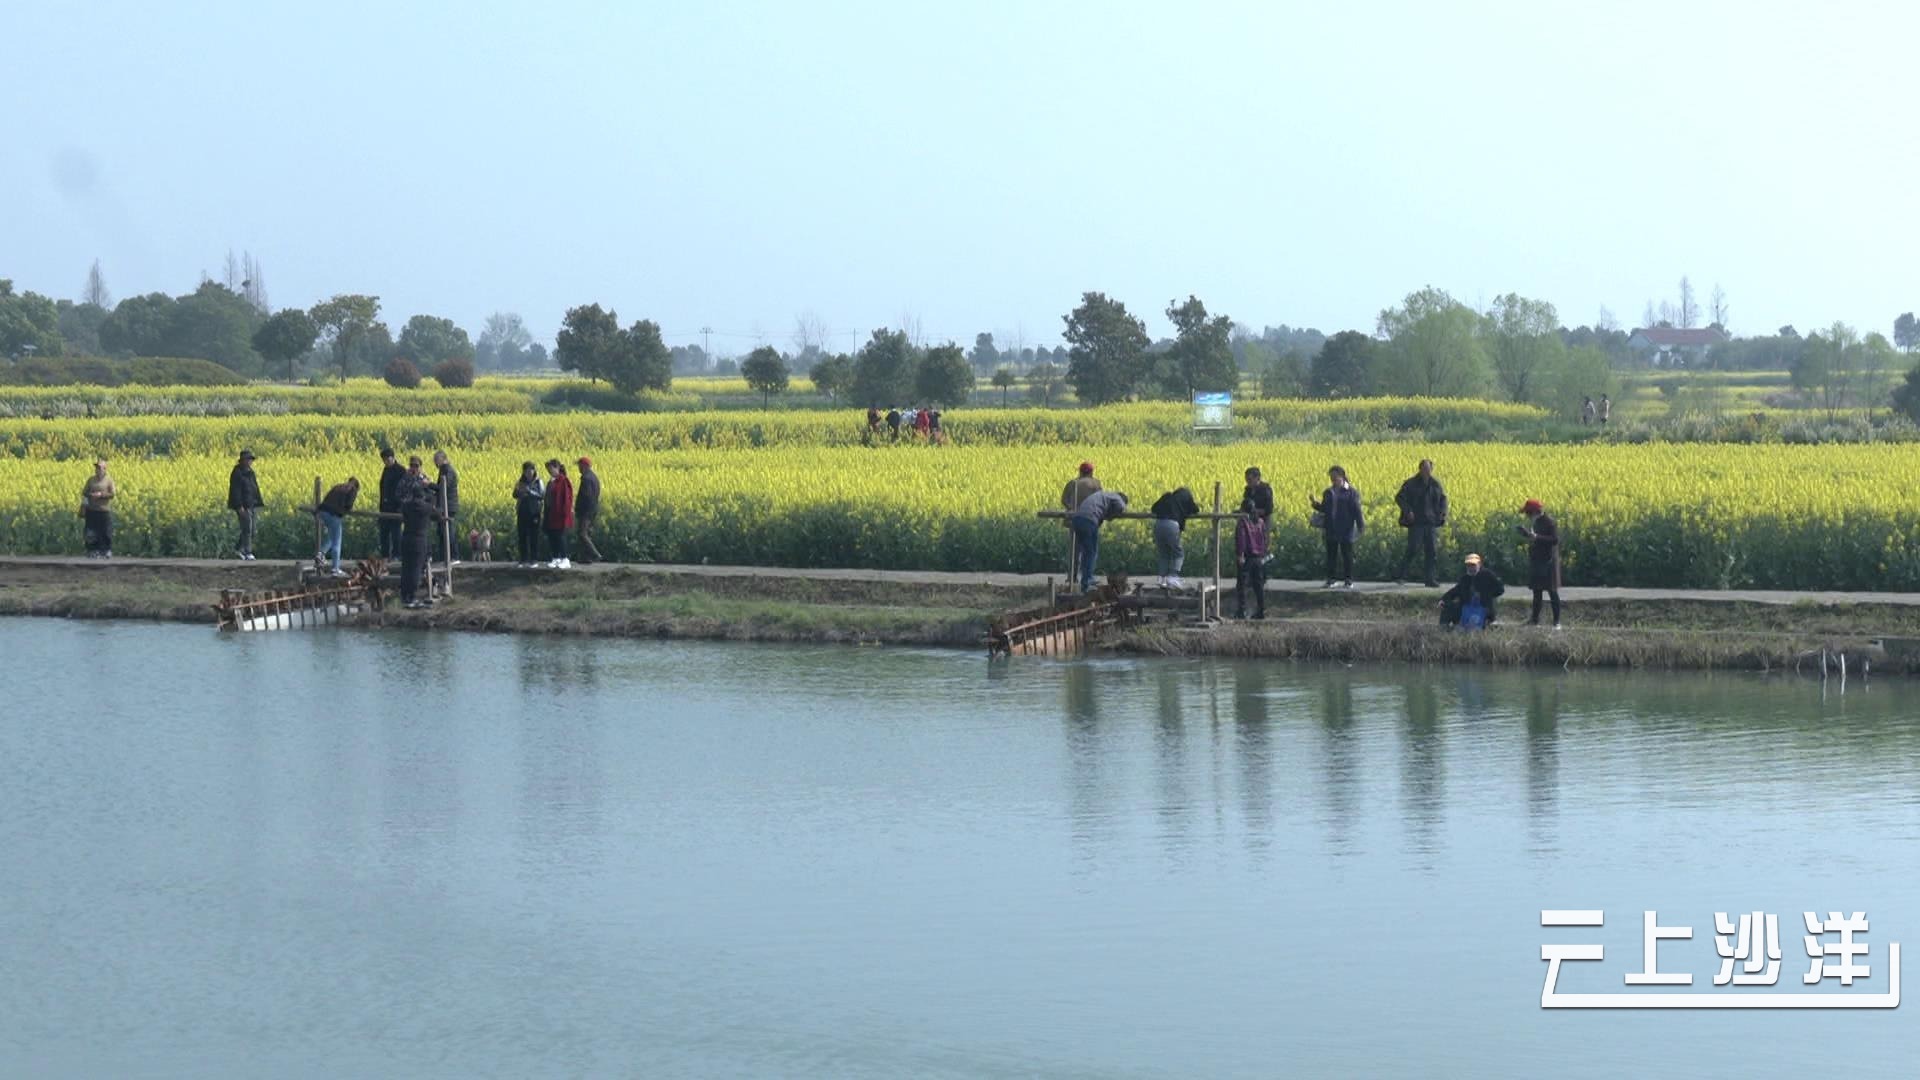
left=1211, top=481, right=1222, bottom=602
left=313, top=476, right=322, bottom=566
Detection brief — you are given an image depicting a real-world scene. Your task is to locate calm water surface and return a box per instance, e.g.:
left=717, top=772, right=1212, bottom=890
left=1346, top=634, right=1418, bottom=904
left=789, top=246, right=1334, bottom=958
left=2, top=617, right=1918, bottom=1078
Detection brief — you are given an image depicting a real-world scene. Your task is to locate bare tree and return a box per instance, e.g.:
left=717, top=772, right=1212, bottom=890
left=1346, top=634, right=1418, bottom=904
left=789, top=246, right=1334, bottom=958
left=1657, top=300, right=1677, bottom=327
left=1709, top=283, right=1729, bottom=331
left=790, top=310, right=829, bottom=357
left=1641, top=300, right=1658, bottom=330
left=242, top=252, right=268, bottom=311
left=1596, top=305, right=1618, bottom=333
left=83, top=259, right=111, bottom=308
left=1678, top=275, right=1698, bottom=329
left=224, top=249, right=243, bottom=291
left=897, top=309, right=923, bottom=348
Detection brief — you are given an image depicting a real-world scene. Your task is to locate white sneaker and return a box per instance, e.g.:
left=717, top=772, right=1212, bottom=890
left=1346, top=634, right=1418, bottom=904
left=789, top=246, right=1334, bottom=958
left=1168, top=576, right=1183, bottom=589
left=558, top=558, right=572, bottom=569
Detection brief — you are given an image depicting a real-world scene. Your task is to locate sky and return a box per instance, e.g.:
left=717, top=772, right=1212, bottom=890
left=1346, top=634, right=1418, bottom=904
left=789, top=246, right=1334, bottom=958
left=3, top=0, right=1914, bottom=354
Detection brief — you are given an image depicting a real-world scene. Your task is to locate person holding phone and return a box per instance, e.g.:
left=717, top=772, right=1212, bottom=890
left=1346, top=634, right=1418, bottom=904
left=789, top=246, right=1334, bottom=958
left=1518, top=498, right=1562, bottom=629
left=1310, top=465, right=1364, bottom=588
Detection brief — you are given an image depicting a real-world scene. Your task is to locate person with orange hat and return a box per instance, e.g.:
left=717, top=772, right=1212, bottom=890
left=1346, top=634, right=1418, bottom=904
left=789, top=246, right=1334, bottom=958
left=1061, top=461, right=1103, bottom=581
left=1439, top=552, right=1504, bottom=629
left=1518, top=498, right=1562, bottom=629
left=573, top=456, right=603, bottom=564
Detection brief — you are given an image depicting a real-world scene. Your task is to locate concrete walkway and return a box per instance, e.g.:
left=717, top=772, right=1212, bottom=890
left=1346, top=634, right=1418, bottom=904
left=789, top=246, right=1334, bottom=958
left=5, top=555, right=1918, bottom=607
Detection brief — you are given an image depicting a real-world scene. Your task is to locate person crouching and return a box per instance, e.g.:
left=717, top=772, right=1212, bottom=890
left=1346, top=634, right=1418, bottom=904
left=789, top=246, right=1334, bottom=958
left=1439, top=553, right=1504, bottom=629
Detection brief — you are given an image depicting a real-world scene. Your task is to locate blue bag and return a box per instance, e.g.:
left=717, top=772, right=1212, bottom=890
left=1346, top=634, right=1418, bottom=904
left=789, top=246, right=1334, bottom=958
left=1459, top=597, right=1487, bottom=631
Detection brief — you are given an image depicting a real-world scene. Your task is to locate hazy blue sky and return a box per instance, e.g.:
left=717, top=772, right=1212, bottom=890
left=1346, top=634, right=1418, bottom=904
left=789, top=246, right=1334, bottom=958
left=4, top=0, right=1913, bottom=353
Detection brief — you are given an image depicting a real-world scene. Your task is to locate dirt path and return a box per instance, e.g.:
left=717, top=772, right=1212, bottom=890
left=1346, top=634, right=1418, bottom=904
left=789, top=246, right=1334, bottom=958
left=4, top=554, right=1917, bottom=607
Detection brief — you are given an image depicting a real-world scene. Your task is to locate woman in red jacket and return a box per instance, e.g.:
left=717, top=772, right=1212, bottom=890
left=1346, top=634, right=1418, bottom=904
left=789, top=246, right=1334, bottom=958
left=543, top=458, right=575, bottom=568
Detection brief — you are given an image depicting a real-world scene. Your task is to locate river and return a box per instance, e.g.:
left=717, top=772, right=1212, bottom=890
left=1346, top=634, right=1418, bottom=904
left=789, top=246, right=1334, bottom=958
left=1, top=617, right=1916, bottom=1078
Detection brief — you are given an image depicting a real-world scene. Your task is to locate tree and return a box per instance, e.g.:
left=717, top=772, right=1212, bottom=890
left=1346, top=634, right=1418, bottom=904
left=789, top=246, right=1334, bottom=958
left=809, top=352, right=853, bottom=402
left=1893, top=364, right=1920, bottom=424
left=1858, top=332, right=1898, bottom=418
left=1792, top=321, right=1862, bottom=421
left=476, top=312, right=535, bottom=370
left=1156, top=295, right=1237, bottom=399
left=55, top=300, right=108, bottom=356
left=395, top=314, right=474, bottom=367
left=915, top=342, right=974, bottom=406
left=1678, top=276, right=1699, bottom=329
left=1375, top=287, right=1490, bottom=397
left=790, top=310, right=831, bottom=367
left=1062, top=292, right=1150, bottom=405
left=309, top=294, right=383, bottom=380
left=383, top=357, right=422, bottom=388
left=252, top=309, right=319, bottom=378
left=990, top=366, right=1017, bottom=404
left=1309, top=330, right=1376, bottom=398
left=1540, top=345, right=1617, bottom=420
left=83, top=259, right=111, bottom=309
left=99, top=293, right=175, bottom=356
left=1710, top=283, right=1729, bottom=332
left=166, top=282, right=263, bottom=374
left=741, top=344, right=790, bottom=406
left=1259, top=349, right=1308, bottom=397
left=1483, top=293, right=1562, bottom=403
left=1895, top=312, right=1918, bottom=355
left=0, top=279, right=64, bottom=359
left=610, top=319, right=672, bottom=395
left=431, top=357, right=476, bottom=388
left=555, top=303, right=621, bottom=384
left=1027, top=361, right=1064, bottom=406
left=852, top=328, right=916, bottom=406
left=240, top=252, right=267, bottom=312
left=969, top=332, right=1001, bottom=375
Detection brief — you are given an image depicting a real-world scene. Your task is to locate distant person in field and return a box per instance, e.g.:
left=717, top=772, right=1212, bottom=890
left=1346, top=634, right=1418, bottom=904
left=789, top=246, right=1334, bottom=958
left=81, top=458, right=116, bottom=558
left=1598, top=395, right=1611, bottom=424
left=885, top=407, right=902, bottom=441
left=1518, top=498, right=1562, bottom=629
left=543, top=459, right=574, bottom=568
left=227, top=448, right=263, bottom=561
left=512, top=461, right=545, bottom=566
left=1150, top=486, right=1201, bottom=588
left=573, top=456, right=603, bottom=564
left=928, top=407, right=944, bottom=445
left=1439, top=553, right=1503, bottom=629
left=914, top=406, right=932, bottom=440
left=376, top=447, right=405, bottom=558
left=1067, top=489, right=1128, bottom=593
left=1239, top=466, right=1274, bottom=551
left=1311, top=465, right=1364, bottom=589
left=398, top=456, right=436, bottom=608
left=1234, top=512, right=1269, bottom=620
left=1393, top=458, right=1448, bottom=587
left=315, top=477, right=360, bottom=576
left=431, top=450, right=461, bottom=566
left=1581, top=396, right=1596, bottom=425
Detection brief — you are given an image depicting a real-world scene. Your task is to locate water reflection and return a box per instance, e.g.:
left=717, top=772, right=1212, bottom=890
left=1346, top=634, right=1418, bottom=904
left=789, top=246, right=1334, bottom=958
left=1232, top=665, right=1274, bottom=859
left=1398, top=678, right=1444, bottom=861
left=1062, top=662, right=1108, bottom=873
left=1152, top=666, right=1192, bottom=863
left=1523, top=680, right=1562, bottom=852
left=1315, top=672, right=1360, bottom=855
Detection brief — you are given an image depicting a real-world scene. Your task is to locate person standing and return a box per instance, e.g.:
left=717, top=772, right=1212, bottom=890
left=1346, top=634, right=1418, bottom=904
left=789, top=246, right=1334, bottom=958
left=573, top=456, right=604, bottom=564
left=81, top=458, right=116, bottom=558
left=512, top=461, right=545, bottom=566
left=1439, top=553, right=1504, bottom=628
left=1393, top=459, right=1448, bottom=587
left=1581, top=397, right=1596, bottom=425
left=315, top=477, right=360, bottom=576
left=376, top=447, right=405, bottom=558
left=1234, top=513, right=1269, bottom=619
left=1598, top=395, right=1611, bottom=425
left=543, top=459, right=574, bottom=568
left=431, top=450, right=460, bottom=566
left=1519, top=498, right=1562, bottom=629
left=1067, top=489, right=1128, bottom=592
left=885, top=408, right=902, bottom=442
left=1239, top=466, right=1275, bottom=552
left=1311, top=465, right=1364, bottom=588
left=1149, top=486, right=1201, bottom=588
left=1061, top=461, right=1103, bottom=576
left=227, top=448, right=263, bottom=560
left=398, top=457, right=436, bottom=608
left=914, top=406, right=932, bottom=441
left=928, top=408, right=944, bottom=446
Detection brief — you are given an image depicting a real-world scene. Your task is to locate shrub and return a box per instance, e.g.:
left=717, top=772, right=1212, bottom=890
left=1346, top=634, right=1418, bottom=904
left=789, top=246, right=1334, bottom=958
left=383, top=358, right=422, bottom=389
left=431, top=357, right=476, bottom=388
left=124, top=357, right=247, bottom=386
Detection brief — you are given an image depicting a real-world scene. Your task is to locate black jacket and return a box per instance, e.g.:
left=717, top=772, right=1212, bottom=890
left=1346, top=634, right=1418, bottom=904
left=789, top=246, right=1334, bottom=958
left=227, top=464, right=262, bottom=511
left=1315, top=484, right=1365, bottom=542
left=434, top=463, right=460, bottom=517
left=513, top=474, right=544, bottom=519
left=378, top=461, right=406, bottom=512
left=1239, top=481, right=1274, bottom=520
left=575, top=468, right=601, bottom=517
left=318, top=483, right=357, bottom=517
left=1151, top=488, right=1201, bottom=530
left=1395, top=474, right=1448, bottom=527
left=398, top=472, right=436, bottom=532
left=1443, top=568, right=1505, bottom=608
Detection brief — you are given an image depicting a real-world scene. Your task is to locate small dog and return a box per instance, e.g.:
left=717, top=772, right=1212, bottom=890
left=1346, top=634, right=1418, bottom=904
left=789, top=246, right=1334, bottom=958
left=467, top=527, right=493, bottom=562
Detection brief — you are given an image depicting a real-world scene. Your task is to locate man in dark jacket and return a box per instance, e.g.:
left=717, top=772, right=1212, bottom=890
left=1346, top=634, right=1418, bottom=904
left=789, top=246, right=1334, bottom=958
left=573, top=456, right=603, bottom=564
left=1520, top=498, right=1562, bottom=629
left=1311, top=465, right=1364, bottom=588
left=1394, top=458, right=1449, bottom=587
left=1068, top=489, right=1128, bottom=592
left=398, top=456, right=436, bottom=608
left=376, top=447, right=405, bottom=558
left=431, top=450, right=460, bottom=565
left=227, top=448, right=263, bottom=560
left=1439, top=553, right=1503, bottom=628
left=1149, top=486, right=1201, bottom=587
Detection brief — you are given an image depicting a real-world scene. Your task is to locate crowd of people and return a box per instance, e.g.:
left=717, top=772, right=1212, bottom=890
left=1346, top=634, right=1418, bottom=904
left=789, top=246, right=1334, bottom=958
left=864, top=405, right=946, bottom=445
left=1060, top=459, right=1565, bottom=631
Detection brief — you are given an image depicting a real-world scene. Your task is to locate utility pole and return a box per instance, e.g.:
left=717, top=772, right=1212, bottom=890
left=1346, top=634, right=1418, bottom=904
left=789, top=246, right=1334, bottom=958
left=700, top=326, right=713, bottom=370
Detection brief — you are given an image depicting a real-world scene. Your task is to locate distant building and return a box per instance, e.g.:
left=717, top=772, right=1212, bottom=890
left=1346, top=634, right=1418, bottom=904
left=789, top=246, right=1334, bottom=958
left=1628, top=326, right=1728, bottom=367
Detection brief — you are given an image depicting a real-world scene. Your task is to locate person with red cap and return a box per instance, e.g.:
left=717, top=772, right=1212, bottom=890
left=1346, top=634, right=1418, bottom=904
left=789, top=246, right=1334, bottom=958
left=573, top=456, right=603, bottom=564
left=1518, top=498, right=1562, bottom=629
left=1061, top=461, right=1103, bottom=581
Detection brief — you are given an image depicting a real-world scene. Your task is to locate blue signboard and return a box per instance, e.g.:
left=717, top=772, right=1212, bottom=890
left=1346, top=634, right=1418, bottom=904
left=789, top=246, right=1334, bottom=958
left=1193, top=391, right=1233, bottom=430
